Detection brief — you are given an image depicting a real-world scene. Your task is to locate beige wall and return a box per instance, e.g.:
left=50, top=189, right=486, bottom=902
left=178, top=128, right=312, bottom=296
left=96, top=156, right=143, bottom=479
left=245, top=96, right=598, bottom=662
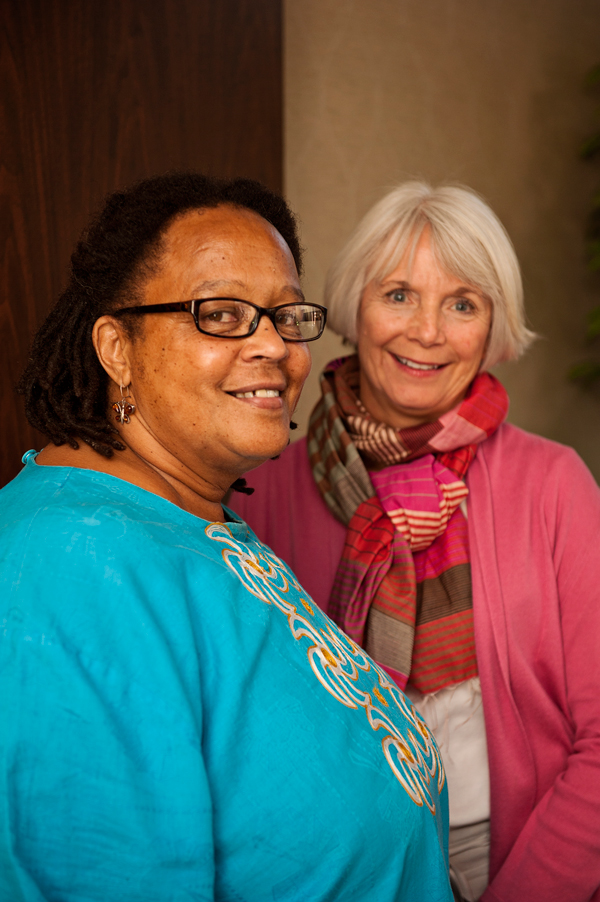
left=284, top=0, right=600, bottom=479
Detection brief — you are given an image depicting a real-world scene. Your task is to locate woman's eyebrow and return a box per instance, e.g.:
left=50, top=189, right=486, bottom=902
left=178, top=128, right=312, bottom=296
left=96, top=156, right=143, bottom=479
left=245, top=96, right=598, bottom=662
left=379, top=279, right=411, bottom=289
left=452, top=285, right=482, bottom=295
left=190, top=280, right=306, bottom=302
left=284, top=286, right=307, bottom=302
left=190, top=279, right=247, bottom=294
left=380, top=278, right=481, bottom=296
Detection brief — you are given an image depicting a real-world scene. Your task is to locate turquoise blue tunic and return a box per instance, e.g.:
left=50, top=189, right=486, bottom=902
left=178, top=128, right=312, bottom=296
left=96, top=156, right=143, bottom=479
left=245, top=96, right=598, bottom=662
left=0, top=453, right=452, bottom=902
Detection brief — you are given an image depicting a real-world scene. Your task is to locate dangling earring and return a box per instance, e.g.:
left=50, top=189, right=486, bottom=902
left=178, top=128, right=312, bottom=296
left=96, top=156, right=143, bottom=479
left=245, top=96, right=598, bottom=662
left=112, top=384, right=136, bottom=425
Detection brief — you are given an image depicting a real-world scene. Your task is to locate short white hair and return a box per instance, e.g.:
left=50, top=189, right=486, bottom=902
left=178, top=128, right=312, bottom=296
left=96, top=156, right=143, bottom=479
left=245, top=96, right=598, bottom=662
left=324, top=182, right=536, bottom=369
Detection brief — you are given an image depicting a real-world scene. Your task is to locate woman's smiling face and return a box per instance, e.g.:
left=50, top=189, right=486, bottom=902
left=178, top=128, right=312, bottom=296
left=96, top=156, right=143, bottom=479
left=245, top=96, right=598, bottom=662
left=357, top=228, right=492, bottom=429
left=114, top=205, right=311, bottom=478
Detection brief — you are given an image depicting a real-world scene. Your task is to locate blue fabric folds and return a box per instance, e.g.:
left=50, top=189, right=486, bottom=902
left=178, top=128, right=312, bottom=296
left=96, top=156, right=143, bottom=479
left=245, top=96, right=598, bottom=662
left=0, top=455, right=452, bottom=901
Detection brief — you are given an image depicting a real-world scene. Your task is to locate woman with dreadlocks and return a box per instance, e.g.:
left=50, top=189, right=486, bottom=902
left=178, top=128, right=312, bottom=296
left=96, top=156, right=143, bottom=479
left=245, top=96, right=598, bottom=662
left=0, top=173, right=453, bottom=902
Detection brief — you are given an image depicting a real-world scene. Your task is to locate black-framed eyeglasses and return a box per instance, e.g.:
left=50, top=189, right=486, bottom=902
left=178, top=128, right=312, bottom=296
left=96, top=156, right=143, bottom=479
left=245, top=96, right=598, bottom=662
left=112, top=298, right=328, bottom=342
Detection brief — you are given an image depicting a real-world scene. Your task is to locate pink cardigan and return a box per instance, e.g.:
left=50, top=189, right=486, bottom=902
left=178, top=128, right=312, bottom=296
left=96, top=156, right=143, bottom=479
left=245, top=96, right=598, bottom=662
left=231, top=423, right=600, bottom=902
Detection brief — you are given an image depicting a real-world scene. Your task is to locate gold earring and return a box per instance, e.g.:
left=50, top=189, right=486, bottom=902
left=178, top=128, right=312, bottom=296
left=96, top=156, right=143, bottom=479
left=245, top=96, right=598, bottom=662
left=112, top=384, right=136, bottom=425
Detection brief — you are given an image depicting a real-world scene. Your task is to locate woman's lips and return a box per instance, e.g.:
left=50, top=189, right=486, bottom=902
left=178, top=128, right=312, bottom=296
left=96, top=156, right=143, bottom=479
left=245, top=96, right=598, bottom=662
left=392, top=353, right=448, bottom=375
left=227, top=387, right=284, bottom=410
left=234, top=388, right=281, bottom=399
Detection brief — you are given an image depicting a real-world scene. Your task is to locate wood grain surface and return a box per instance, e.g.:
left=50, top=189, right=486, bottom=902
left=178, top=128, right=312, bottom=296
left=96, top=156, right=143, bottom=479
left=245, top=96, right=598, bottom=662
left=0, top=0, right=282, bottom=485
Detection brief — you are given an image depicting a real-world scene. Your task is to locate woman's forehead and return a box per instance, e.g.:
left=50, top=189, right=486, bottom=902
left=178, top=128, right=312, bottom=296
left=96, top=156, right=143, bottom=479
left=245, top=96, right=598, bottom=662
left=372, top=224, right=492, bottom=301
left=374, top=236, right=469, bottom=291
left=163, top=206, right=288, bottom=258
left=144, top=206, right=300, bottom=302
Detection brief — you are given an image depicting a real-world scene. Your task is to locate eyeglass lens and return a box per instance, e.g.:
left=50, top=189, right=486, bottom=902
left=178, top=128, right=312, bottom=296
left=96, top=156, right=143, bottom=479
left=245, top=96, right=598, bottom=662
left=193, top=300, right=324, bottom=341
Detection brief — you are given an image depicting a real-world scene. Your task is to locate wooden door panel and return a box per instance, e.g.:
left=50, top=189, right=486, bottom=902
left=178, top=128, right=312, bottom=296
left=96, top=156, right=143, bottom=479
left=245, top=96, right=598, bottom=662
left=0, top=0, right=282, bottom=485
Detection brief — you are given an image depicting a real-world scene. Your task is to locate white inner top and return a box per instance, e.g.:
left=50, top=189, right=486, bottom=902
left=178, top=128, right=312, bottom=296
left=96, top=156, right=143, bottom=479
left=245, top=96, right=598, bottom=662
left=406, top=676, right=490, bottom=827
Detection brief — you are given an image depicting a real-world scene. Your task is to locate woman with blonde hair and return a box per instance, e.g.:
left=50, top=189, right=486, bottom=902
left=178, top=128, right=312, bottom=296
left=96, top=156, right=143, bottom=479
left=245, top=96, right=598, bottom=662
left=233, top=182, right=600, bottom=901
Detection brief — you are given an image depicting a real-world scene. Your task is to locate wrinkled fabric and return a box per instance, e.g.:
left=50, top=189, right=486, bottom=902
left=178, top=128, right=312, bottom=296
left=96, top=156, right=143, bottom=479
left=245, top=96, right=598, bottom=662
left=0, top=454, right=453, bottom=902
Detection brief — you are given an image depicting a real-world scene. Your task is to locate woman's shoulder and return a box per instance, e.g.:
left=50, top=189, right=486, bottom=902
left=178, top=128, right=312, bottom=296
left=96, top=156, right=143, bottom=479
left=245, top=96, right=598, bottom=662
left=0, top=455, right=251, bottom=595
left=0, top=458, right=279, bottom=663
left=1, top=455, right=189, bottom=542
left=473, top=422, right=600, bottom=515
left=479, top=422, right=591, bottom=476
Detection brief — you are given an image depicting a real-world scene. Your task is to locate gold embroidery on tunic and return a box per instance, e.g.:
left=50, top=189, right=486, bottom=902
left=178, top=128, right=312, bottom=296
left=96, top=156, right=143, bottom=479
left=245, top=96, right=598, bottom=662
left=206, top=522, right=445, bottom=814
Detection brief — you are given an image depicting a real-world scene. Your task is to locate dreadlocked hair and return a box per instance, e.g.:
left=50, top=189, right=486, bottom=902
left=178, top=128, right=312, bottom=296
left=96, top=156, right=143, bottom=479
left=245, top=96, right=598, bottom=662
left=17, top=172, right=304, bottom=457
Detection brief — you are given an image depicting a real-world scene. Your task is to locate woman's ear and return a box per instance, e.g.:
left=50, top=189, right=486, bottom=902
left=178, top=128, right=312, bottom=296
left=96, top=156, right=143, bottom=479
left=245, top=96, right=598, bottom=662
left=92, top=316, right=133, bottom=389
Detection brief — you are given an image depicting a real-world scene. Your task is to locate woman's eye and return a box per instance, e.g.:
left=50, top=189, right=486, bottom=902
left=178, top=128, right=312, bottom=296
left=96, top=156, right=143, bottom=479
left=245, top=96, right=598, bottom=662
left=276, top=311, right=297, bottom=326
left=204, top=309, right=238, bottom=323
left=388, top=290, right=407, bottom=303
left=453, top=299, right=474, bottom=314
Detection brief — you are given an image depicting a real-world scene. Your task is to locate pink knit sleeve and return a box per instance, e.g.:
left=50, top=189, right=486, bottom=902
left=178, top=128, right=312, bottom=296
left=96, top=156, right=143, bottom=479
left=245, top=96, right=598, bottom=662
left=474, top=432, right=600, bottom=902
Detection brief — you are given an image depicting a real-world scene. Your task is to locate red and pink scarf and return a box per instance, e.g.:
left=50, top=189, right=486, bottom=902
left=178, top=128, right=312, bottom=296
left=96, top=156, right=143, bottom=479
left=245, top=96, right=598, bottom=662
left=307, top=354, right=508, bottom=694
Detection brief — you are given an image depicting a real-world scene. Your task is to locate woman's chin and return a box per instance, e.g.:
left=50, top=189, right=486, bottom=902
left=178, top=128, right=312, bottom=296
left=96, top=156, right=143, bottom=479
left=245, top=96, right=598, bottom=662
left=235, top=426, right=292, bottom=469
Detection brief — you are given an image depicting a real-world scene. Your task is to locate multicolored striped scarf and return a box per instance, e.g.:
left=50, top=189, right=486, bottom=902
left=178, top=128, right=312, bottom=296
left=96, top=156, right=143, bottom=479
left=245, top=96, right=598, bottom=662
left=307, top=354, right=508, bottom=694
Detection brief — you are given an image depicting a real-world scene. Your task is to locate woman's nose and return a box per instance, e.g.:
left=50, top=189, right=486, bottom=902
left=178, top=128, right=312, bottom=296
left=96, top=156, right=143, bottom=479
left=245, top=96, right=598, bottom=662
left=406, top=305, right=443, bottom=345
left=244, top=314, right=288, bottom=359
